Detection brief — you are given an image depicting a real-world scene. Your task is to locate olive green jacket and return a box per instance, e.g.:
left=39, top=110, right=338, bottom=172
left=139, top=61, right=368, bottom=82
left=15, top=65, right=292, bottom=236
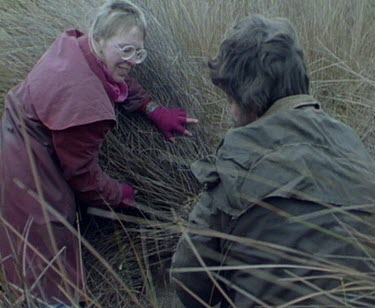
left=171, top=95, right=375, bottom=307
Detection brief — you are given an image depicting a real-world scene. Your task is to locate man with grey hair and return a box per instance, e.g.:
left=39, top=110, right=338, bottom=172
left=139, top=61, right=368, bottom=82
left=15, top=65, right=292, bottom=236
left=171, top=15, right=375, bottom=307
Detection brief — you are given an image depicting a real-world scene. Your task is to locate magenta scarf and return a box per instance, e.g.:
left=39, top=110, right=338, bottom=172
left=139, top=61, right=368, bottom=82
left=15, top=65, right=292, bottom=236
left=78, top=35, right=128, bottom=102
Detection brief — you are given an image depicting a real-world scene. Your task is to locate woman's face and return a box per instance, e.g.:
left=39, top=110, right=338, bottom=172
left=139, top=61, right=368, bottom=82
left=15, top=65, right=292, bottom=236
left=99, top=25, right=145, bottom=82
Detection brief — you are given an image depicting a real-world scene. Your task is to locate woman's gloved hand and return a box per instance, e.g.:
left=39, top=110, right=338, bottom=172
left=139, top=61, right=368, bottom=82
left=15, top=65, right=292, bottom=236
left=144, top=102, right=198, bottom=143
left=119, top=183, right=135, bottom=208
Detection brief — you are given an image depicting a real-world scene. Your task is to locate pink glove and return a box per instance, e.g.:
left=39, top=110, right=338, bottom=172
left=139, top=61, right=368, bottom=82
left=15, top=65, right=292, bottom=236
left=118, top=183, right=135, bottom=209
left=148, top=105, right=187, bottom=142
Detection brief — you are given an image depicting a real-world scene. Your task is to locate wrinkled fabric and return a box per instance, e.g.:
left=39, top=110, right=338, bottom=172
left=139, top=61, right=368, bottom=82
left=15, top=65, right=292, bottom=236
left=0, top=29, right=151, bottom=304
left=0, top=93, right=84, bottom=304
left=171, top=95, right=375, bottom=307
left=28, top=30, right=117, bottom=130
left=51, top=122, right=124, bottom=206
left=192, top=95, right=375, bottom=217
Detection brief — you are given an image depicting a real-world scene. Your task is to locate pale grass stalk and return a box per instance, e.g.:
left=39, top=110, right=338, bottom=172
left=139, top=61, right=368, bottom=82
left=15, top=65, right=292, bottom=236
left=180, top=232, right=236, bottom=307
left=316, top=38, right=375, bottom=88
left=92, top=205, right=373, bottom=278
left=184, top=226, right=371, bottom=277
left=21, top=216, right=34, bottom=287
left=210, top=272, right=272, bottom=308
left=14, top=95, right=72, bottom=300
left=109, top=207, right=160, bottom=306
left=140, top=227, right=158, bottom=308
left=335, top=215, right=375, bottom=269
left=76, top=214, right=88, bottom=303
left=28, top=248, right=66, bottom=296
left=284, top=270, right=350, bottom=306
left=171, top=264, right=354, bottom=274
left=171, top=278, right=212, bottom=308
left=279, top=271, right=375, bottom=308
left=0, top=216, right=91, bottom=307
left=11, top=181, right=144, bottom=307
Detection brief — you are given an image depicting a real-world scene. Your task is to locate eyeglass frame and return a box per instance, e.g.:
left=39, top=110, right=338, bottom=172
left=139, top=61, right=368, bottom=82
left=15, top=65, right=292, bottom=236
left=115, top=44, right=147, bottom=64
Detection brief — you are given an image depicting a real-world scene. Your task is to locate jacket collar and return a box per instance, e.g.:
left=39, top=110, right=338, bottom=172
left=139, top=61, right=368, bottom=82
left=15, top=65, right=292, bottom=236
left=263, top=95, right=320, bottom=118
left=77, top=34, right=128, bottom=102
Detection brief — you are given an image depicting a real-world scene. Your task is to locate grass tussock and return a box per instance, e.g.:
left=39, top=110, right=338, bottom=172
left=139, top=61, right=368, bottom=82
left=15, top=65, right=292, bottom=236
left=0, top=0, right=375, bottom=307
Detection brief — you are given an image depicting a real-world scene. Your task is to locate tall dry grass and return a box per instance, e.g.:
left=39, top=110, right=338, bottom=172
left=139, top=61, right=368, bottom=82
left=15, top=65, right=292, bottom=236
left=0, top=0, right=375, bottom=307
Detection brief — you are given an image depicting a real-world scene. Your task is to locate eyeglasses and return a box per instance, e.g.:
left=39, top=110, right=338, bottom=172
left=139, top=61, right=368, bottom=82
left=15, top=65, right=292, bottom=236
left=115, top=44, right=147, bottom=64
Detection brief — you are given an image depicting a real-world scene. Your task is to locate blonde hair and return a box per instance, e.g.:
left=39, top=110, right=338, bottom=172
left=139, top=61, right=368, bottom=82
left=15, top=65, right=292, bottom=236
left=89, top=0, right=147, bottom=57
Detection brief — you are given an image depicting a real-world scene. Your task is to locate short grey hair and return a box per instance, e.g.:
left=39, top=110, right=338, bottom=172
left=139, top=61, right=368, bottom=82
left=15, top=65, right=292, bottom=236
left=209, top=15, right=309, bottom=117
left=89, top=0, right=147, bottom=55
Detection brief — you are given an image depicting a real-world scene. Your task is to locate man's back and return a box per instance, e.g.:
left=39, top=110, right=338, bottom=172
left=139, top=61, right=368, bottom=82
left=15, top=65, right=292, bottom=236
left=171, top=95, right=375, bottom=307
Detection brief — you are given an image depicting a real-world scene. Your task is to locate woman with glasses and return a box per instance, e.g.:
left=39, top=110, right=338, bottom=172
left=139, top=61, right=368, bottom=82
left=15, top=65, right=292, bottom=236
left=0, top=0, right=196, bottom=306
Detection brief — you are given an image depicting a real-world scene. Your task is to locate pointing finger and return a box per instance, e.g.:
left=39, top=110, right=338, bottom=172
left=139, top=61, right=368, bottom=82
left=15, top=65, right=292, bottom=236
left=183, top=129, right=193, bottom=137
left=186, top=117, right=198, bottom=124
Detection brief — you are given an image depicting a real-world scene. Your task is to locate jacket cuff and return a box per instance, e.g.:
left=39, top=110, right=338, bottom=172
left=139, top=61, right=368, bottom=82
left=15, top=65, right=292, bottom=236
left=138, top=100, right=159, bottom=114
left=120, top=183, right=135, bottom=208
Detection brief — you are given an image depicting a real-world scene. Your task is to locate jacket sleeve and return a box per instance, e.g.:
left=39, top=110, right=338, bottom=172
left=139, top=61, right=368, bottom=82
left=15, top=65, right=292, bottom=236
left=120, top=75, right=152, bottom=112
left=170, top=185, right=227, bottom=307
left=51, top=120, right=123, bottom=207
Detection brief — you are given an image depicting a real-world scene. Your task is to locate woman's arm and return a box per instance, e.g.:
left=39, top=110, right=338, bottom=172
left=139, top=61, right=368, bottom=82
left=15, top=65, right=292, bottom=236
left=51, top=120, right=133, bottom=208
